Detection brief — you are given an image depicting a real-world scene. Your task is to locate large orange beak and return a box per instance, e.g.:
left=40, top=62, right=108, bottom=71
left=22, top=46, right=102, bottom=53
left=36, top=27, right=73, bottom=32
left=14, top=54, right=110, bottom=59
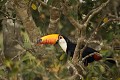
left=36, top=34, right=59, bottom=45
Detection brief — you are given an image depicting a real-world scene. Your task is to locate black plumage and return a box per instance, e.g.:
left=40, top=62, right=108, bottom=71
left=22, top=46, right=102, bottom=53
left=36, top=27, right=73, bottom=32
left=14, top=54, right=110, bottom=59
left=62, top=36, right=99, bottom=65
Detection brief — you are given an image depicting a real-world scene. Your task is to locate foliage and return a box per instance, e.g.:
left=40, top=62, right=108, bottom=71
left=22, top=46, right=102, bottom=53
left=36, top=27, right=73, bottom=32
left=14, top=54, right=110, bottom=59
left=0, top=0, right=120, bottom=80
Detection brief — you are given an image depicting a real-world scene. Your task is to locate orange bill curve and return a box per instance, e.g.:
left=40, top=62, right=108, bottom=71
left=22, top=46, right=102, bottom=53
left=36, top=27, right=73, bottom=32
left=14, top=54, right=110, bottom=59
left=36, top=34, right=59, bottom=45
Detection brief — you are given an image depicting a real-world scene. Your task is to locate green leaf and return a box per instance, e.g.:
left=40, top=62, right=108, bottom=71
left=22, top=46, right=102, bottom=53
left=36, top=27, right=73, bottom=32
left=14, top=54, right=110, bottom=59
left=4, top=59, right=13, bottom=69
left=22, top=52, right=35, bottom=62
left=100, top=50, right=113, bottom=57
left=59, top=53, right=66, bottom=61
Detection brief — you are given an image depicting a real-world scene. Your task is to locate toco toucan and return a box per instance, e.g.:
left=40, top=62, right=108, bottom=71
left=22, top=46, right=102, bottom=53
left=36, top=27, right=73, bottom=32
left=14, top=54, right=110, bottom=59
left=36, top=34, right=115, bottom=66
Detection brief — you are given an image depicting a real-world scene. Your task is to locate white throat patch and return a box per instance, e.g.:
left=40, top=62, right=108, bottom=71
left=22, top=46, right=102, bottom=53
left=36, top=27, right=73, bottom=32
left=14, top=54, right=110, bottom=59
left=58, top=38, right=67, bottom=52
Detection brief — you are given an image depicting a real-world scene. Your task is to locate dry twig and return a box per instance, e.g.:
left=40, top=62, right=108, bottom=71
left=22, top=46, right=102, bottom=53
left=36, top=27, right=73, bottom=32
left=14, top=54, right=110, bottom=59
left=81, top=52, right=99, bottom=62
left=83, top=0, right=110, bottom=27
left=74, top=0, right=111, bottom=62
left=66, top=61, right=83, bottom=80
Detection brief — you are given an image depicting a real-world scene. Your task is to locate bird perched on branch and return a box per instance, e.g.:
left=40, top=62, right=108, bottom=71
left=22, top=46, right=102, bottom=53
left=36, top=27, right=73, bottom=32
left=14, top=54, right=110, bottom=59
left=36, top=34, right=115, bottom=66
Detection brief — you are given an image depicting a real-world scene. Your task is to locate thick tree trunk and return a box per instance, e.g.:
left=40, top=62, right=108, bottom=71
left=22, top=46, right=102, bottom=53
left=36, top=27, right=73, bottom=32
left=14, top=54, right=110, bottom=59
left=2, top=1, right=23, bottom=59
left=14, top=0, right=41, bottom=43
left=13, top=0, right=44, bottom=54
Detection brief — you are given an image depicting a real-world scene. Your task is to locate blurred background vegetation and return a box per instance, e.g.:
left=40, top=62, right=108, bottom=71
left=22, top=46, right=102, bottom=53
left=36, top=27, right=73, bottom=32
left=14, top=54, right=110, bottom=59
left=0, top=0, right=120, bottom=80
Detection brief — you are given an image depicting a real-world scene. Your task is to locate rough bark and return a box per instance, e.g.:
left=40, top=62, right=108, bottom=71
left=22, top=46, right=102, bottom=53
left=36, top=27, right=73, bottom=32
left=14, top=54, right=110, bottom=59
left=13, top=0, right=45, bottom=55
left=2, top=1, right=23, bottom=59
left=14, top=0, right=40, bottom=43
left=73, top=0, right=110, bottom=64
left=46, top=0, right=61, bottom=34
left=47, top=7, right=60, bottom=34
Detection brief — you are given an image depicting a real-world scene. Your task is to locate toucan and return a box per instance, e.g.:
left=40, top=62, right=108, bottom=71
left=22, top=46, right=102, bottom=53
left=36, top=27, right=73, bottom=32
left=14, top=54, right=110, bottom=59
left=36, top=34, right=115, bottom=66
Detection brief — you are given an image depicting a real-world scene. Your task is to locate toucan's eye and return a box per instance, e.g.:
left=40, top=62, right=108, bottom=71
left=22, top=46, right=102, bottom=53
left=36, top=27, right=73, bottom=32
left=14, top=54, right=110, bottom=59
left=59, top=36, right=63, bottom=39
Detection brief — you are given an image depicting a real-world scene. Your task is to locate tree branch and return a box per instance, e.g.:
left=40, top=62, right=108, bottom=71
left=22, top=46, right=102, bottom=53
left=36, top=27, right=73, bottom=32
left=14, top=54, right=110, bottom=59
left=72, top=37, right=84, bottom=64
left=79, top=17, right=104, bottom=61
left=81, top=52, right=99, bottom=62
left=66, top=16, right=84, bottom=29
left=61, top=3, right=84, bottom=29
left=73, top=15, right=106, bottom=65
left=14, top=0, right=41, bottom=43
left=47, top=7, right=60, bottom=34
left=66, top=61, right=83, bottom=80
left=83, top=0, right=110, bottom=27
left=37, top=0, right=60, bottom=11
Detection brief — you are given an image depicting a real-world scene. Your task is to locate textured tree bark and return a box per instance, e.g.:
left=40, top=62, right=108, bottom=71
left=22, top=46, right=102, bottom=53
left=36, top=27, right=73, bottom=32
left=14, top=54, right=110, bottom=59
left=47, top=7, right=60, bottom=34
left=13, top=0, right=45, bottom=55
left=14, top=0, right=41, bottom=43
left=2, top=1, right=23, bottom=59
left=46, top=0, right=61, bottom=34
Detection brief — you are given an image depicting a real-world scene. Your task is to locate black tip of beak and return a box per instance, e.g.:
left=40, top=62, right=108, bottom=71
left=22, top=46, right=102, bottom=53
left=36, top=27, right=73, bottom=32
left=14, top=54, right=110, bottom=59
left=37, top=38, right=42, bottom=44
left=56, top=40, right=59, bottom=44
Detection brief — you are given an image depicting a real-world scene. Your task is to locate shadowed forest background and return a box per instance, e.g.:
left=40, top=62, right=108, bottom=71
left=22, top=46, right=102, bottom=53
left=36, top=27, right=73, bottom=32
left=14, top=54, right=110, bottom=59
left=0, top=0, right=120, bottom=80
